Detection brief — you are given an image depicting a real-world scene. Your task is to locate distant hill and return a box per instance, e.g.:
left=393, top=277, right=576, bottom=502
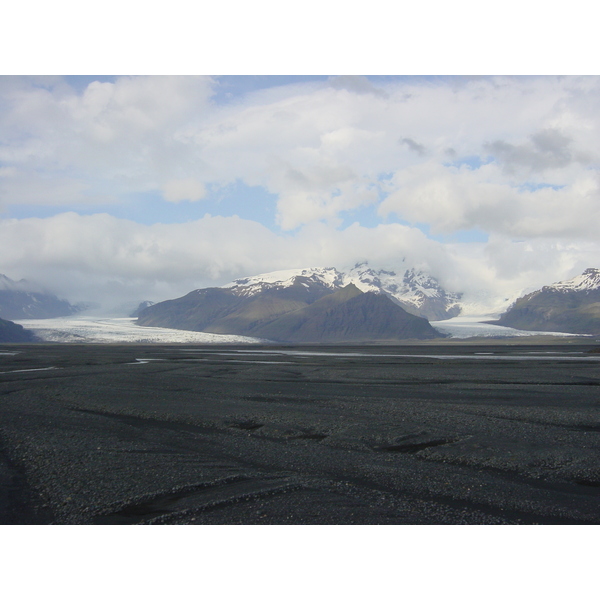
left=0, top=274, right=81, bottom=320
left=491, top=268, right=600, bottom=335
left=0, top=317, right=36, bottom=342
left=138, top=280, right=444, bottom=342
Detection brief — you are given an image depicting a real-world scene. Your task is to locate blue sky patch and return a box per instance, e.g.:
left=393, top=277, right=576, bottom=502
left=339, top=203, right=382, bottom=229
left=518, top=182, right=565, bottom=192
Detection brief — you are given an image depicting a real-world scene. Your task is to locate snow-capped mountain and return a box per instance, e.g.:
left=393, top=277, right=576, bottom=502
left=137, top=279, right=444, bottom=342
left=224, top=267, right=344, bottom=296
left=0, top=273, right=82, bottom=320
left=541, top=268, right=600, bottom=293
left=343, top=263, right=462, bottom=320
left=224, top=263, right=462, bottom=321
left=492, top=268, right=600, bottom=335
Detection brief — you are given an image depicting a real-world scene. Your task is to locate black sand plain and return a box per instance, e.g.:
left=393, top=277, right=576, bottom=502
left=1, top=341, right=599, bottom=525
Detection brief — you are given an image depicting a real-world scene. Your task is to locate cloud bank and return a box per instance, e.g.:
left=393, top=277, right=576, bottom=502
left=1, top=75, right=599, bottom=310
left=0, top=213, right=596, bottom=313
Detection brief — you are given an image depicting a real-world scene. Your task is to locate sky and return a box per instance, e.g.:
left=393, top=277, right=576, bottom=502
left=0, top=74, right=599, bottom=309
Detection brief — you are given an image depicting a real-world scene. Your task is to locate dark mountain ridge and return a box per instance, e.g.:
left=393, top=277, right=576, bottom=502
left=490, top=268, right=600, bottom=335
left=0, top=317, right=36, bottom=342
left=137, top=280, right=444, bottom=342
left=251, top=284, right=441, bottom=342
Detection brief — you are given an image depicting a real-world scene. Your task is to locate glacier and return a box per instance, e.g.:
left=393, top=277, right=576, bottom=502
left=15, top=316, right=266, bottom=344
left=430, top=316, right=586, bottom=339
left=13, top=314, right=588, bottom=343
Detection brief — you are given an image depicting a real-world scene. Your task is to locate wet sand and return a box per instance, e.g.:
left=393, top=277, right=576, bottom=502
left=1, top=343, right=599, bottom=524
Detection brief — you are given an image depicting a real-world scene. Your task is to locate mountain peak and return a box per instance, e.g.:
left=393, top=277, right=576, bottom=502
left=223, top=263, right=461, bottom=321
left=139, top=271, right=445, bottom=342
left=493, top=267, right=600, bottom=334
left=545, top=268, right=600, bottom=293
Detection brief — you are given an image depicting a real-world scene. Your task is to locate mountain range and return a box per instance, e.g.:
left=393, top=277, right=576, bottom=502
left=491, top=268, right=600, bottom=335
left=4, top=265, right=600, bottom=342
left=224, top=263, right=461, bottom=321
left=0, top=274, right=83, bottom=320
left=137, top=269, right=445, bottom=342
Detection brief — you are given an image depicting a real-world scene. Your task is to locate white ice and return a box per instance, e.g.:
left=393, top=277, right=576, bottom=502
left=430, top=316, right=587, bottom=339
left=14, top=316, right=266, bottom=344
left=12, top=315, right=591, bottom=344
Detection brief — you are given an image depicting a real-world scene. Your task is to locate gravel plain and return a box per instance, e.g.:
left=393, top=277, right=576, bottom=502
left=1, top=342, right=599, bottom=525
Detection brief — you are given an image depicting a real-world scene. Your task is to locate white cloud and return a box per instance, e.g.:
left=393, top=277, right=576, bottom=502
left=379, top=161, right=600, bottom=239
left=1, top=212, right=599, bottom=312
left=0, top=169, right=100, bottom=209
left=328, top=75, right=389, bottom=98
left=2, top=76, right=600, bottom=233
left=1, top=76, right=600, bottom=309
left=0, top=212, right=284, bottom=304
left=0, top=76, right=216, bottom=199
left=162, top=179, right=206, bottom=203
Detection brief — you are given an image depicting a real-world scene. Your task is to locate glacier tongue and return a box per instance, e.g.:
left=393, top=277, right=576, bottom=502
left=16, top=316, right=265, bottom=344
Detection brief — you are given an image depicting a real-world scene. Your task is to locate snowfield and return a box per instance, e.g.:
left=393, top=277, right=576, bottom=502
left=15, top=316, right=266, bottom=344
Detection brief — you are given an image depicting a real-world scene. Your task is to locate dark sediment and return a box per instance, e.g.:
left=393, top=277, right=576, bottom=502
left=0, top=342, right=599, bottom=525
